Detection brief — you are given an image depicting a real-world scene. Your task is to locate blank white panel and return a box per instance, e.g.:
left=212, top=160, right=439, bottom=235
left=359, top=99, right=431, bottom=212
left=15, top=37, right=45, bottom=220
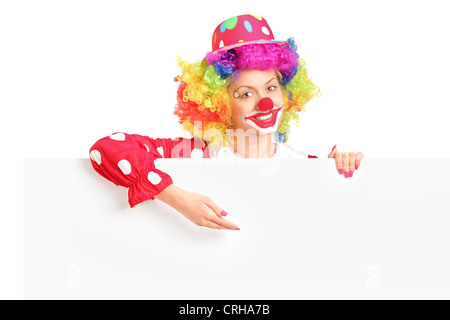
left=24, top=158, right=450, bottom=299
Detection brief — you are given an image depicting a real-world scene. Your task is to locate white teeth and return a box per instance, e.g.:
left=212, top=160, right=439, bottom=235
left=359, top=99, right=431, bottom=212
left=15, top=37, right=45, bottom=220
left=254, top=114, right=272, bottom=121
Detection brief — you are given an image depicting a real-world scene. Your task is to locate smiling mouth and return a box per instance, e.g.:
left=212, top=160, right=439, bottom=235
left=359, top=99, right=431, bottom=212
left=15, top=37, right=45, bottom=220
left=253, top=113, right=273, bottom=121
left=242, top=106, right=283, bottom=129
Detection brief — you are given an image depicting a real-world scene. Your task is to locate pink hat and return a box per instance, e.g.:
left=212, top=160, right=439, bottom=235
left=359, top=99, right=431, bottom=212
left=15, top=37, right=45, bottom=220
left=211, top=14, right=289, bottom=53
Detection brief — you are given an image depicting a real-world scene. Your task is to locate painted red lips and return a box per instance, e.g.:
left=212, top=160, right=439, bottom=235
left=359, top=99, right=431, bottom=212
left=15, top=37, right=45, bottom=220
left=244, top=107, right=282, bottom=128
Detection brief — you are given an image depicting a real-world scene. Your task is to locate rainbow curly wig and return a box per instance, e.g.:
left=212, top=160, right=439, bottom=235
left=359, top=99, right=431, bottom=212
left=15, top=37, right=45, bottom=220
left=174, top=37, right=320, bottom=148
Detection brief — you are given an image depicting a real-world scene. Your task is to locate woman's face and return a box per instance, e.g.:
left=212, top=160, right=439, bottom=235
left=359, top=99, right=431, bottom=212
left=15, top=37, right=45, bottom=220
left=228, top=69, right=284, bottom=135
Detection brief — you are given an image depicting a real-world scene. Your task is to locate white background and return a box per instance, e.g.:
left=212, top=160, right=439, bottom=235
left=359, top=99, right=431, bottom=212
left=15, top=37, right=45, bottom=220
left=2, top=0, right=450, bottom=299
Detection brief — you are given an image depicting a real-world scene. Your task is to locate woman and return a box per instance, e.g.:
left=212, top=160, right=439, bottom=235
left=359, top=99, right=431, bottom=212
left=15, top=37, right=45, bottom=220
left=89, top=14, right=364, bottom=230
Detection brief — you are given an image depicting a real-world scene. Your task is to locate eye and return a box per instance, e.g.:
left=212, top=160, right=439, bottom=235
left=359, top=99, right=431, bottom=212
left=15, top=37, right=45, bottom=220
left=240, top=85, right=278, bottom=98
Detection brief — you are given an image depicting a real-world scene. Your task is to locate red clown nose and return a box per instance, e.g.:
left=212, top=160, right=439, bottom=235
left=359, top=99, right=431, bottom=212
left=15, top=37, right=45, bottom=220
left=258, top=97, right=274, bottom=112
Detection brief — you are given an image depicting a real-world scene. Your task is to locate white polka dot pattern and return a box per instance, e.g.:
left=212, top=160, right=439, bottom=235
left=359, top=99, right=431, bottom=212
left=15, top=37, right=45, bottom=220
left=89, top=132, right=181, bottom=208
left=90, top=150, right=102, bottom=165
left=148, top=171, right=162, bottom=185
left=118, top=159, right=132, bottom=175
left=109, top=133, right=126, bottom=141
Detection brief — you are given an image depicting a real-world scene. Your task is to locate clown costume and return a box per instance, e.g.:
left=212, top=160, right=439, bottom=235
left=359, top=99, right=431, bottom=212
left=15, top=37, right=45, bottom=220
left=89, top=14, right=363, bottom=215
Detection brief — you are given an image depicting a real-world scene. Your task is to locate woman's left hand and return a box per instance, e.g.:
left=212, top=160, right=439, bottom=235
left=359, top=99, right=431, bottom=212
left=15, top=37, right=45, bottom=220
left=328, top=145, right=364, bottom=178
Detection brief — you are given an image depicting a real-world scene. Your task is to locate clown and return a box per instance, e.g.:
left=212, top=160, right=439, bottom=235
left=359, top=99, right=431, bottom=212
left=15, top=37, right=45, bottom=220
left=89, top=14, right=365, bottom=230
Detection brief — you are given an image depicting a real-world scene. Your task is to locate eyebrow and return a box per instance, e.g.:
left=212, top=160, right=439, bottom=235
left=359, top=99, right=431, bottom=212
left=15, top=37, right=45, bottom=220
left=235, top=78, right=278, bottom=91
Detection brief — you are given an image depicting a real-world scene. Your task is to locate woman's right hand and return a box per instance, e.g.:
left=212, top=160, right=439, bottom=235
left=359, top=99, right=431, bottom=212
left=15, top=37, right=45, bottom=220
left=155, top=184, right=240, bottom=230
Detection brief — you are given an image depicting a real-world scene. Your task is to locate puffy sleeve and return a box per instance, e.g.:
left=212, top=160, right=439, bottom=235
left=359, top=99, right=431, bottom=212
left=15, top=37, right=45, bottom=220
left=89, top=132, right=210, bottom=208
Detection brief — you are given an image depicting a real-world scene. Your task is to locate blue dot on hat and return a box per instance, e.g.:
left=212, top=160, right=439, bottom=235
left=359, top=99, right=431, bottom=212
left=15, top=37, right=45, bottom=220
left=220, top=22, right=226, bottom=33
left=244, top=20, right=252, bottom=33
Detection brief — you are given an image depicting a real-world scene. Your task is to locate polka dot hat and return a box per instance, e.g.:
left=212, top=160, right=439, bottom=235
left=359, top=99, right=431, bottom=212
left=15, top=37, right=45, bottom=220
left=211, top=14, right=289, bottom=53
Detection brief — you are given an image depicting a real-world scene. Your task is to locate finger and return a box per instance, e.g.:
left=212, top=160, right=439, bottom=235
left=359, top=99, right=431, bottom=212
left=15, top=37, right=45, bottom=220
left=201, top=220, right=227, bottom=230
left=328, top=144, right=337, bottom=158
left=335, top=151, right=343, bottom=174
left=349, top=152, right=356, bottom=177
left=342, top=152, right=350, bottom=178
left=355, top=152, right=364, bottom=170
left=203, top=197, right=228, bottom=218
left=209, top=213, right=239, bottom=230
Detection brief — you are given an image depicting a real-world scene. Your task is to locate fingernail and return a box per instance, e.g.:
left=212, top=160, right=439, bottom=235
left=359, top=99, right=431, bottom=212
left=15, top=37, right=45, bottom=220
left=344, top=171, right=349, bottom=178
left=349, top=169, right=354, bottom=177
left=220, top=210, right=228, bottom=217
left=338, top=168, right=343, bottom=175
left=234, top=228, right=240, bottom=231
left=332, top=144, right=337, bottom=151
left=355, top=164, right=359, bottom=170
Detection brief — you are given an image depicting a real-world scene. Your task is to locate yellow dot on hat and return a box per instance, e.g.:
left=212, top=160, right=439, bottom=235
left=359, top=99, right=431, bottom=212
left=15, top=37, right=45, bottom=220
left=238, top=40, right=244, bottom=42
left=251, top=14, right=263, bottom=21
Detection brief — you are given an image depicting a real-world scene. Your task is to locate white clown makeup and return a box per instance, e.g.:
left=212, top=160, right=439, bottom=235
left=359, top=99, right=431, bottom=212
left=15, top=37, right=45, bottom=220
left=229, top=69, right=284, bottom=136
